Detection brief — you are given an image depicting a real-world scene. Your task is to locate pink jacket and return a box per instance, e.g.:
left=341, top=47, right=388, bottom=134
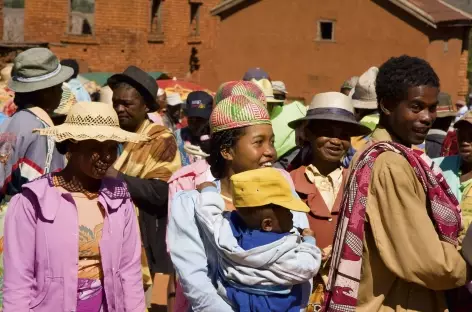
left=3, top=175, right=145, bottom=312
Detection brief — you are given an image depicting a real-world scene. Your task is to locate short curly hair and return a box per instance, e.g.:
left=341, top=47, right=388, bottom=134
left=376, top=55, right=440, bottom=106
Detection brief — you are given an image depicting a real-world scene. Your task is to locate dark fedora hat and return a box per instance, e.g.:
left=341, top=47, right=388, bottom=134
left=288, top=92, right=371, bottom=136
left=107, top=66, right=158, bottom=111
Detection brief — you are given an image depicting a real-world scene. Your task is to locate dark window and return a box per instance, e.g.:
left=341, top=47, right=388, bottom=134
left=3, top=0, right=25, bottom=41
left=151, top=0, right=163, bottom=34
left=69, top=0, right=95, bottom=35
left=190, top=3, right=201, bottom=36
left=318, top=21, right=334, bottom=41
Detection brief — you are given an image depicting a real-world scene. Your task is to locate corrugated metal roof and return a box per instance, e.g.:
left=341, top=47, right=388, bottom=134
left=408, top=0, right=472, bottom=22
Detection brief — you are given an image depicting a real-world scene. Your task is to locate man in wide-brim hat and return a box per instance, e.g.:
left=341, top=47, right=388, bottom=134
left=0, top=47, right=74, bottom=309
left=288, top=92, right=370, bottom=310
left=106, top=65, right=181, bottom=308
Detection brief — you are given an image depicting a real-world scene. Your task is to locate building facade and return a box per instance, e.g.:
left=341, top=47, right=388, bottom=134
left=0, top=0, right=471, bottom=103
left=204, top=0, right=472, bottom=103
left=1, top=0, right=221, bottom=81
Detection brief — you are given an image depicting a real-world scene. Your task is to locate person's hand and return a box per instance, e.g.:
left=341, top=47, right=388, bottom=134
left=302, top=228, right=315, bottom=237
left=196, top=182, right=217, bottom=192
left=105, top=166, right=119, bottom=179
left=322, top=245, right=333, bottom=262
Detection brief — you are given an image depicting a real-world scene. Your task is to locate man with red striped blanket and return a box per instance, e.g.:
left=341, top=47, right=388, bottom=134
left=325, top=55, right=470, bottom=312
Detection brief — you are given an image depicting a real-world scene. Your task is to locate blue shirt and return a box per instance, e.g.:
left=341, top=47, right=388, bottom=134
left=68, top=78, right=91, bottom=102
left=225, top=212, right=303, bottom=312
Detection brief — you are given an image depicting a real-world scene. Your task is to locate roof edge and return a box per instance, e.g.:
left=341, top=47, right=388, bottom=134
left=438, top=0, right=472, bottom=20
left=389, top=0, right=437, bottom=28
left=211, top=0, right=248, bottom=16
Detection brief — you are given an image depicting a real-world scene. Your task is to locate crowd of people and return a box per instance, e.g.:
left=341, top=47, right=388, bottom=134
left=0, top=47, right=471, bottom=312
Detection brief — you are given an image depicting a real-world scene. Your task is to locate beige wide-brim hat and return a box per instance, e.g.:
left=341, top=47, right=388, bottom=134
left=352, top=67, right=378, bottom=110
left=8, top=48, right=73, bottom=93
left=53, top=83, right=77, bottom=116
left=288, top=92, right=371, bottom=136
left=34, top=101, right=149, bottom=143
left=252, top=78, right=284, bottom=103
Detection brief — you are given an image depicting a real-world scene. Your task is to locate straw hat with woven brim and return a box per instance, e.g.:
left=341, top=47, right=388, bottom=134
left=53, top=83, right=77, bottom=116
left=352, top=67, right=378, bottom=110
left=35, top=101, right=149, bottom=143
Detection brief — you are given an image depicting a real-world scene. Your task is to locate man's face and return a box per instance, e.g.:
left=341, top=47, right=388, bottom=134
left=112, top=86, right=148, bottom=132
left=158, top=93, right=167, bottom=113
left=383, top=86, right=438, bottom=146
left=457, top=124, right=472, bottom=163
left=187, top=116, right=209, bottom=138
left=167, top=104, right=182, bottom=123
left=340, top=88, right=352, bottom=96
left=40, top=84, right=64, bottom=113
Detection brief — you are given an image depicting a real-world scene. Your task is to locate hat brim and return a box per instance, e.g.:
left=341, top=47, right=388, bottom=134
left=33, top=124, right=149, bottom=143
left=352, top=99, right=378, bottom=110
left=107, top=74, right=158, bottom=111
left=288, top=114, right=371, bottom=136
left=185, top=108, right=211, bottom=120
left=273, top=198, right=310, bottom=213
left=8, top=66, right=74, bottom=93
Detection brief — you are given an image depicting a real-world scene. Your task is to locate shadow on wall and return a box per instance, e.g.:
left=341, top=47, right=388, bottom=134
left=219, top=0, right=261, bottom=21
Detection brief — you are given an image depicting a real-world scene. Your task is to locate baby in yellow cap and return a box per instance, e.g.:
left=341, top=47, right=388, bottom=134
left=196, top=167, right=321, bottom=312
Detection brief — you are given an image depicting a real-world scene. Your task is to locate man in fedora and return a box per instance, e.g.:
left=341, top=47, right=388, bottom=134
left=106, top=65, right=181, bottom=307
left=0, top=47, right=73, bottom=309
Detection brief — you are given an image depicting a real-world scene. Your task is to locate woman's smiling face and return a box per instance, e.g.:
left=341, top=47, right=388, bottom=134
left=224, top=124, right=277, bottom=174
left=68, top=140, right=118, bottom=179
left=305, top=120, right=352, bottom=163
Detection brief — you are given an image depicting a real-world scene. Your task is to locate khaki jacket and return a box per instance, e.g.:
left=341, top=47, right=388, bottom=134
left=354, top=128, right=469, bottom=311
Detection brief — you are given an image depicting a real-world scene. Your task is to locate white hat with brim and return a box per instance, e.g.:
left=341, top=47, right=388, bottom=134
left=351, top=67, right=378, bottom=110
left=8, top=48, right=74, bottom=93
left=166, top=92, right=183, bottom=106
left=252, top=79, right=284, bottom=103
left=272, top=81, right=288, bottom=94
left=288, top=92, right=371, bottom=136
left=34, top=101, right=149, bottom=143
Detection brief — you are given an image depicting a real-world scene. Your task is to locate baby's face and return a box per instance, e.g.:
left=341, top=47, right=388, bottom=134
left=237, top=205, right=293, bottom=233
left=269, top=206, right=294, bottom=233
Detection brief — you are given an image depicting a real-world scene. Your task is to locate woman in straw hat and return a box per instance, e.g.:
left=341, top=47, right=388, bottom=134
left=288, top=92, right=370, bottom=311
left=0, top=48, right=74, bottom=309
left=167, top=82, right=311, bottom=312
left=3, top=101, right=147, bottom=312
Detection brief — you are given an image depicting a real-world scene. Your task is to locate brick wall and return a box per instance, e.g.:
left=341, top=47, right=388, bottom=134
left=19, top=0, right=220, bottom=81
left=1, top=0, right=469, bottom=100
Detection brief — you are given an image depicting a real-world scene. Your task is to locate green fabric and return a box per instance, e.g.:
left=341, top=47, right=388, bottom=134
left=359, top=113, right=379, bottom=131
left=435, top=155, right=462, bottom=201
left=435, top=155, right=472, bottom=230
left=270, top=101, right=307, bottom=159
